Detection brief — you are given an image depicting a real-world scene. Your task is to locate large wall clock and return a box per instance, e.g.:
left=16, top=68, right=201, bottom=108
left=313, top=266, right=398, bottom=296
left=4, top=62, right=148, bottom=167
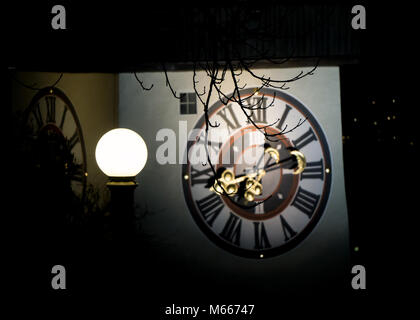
left=23, top=87, right=88, bottom=201
left=182, top=88, right=332, bottom=258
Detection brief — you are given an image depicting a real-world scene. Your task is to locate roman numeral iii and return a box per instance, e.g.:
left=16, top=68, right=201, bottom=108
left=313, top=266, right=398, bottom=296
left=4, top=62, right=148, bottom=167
left=300, top=159, right=324, bottom=180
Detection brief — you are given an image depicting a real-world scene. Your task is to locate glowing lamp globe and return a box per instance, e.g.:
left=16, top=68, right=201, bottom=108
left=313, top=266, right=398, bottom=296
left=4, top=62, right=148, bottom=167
left=95, top=128, right=148, bottom=178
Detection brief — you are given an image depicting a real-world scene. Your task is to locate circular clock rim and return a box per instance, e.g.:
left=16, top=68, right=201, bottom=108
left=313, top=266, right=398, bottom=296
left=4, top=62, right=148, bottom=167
left=23, top=86, right=88, bottom=202
left=182, top=87, right=332, bottom=259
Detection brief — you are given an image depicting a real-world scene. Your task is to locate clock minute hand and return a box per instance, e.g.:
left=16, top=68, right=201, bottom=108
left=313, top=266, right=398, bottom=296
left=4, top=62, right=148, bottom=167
left=264, top=150, right=307, bottom=174
left=245, top=145, right=279, bottom=175
left=233, top=168, right=265, bottom=183
left=254, top=150, right=265, bottom=170
left=264, top=156, right=294, bottom=171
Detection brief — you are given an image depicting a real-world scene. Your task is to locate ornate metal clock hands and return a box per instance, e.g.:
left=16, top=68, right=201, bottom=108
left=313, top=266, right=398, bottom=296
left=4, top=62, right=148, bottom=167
left=289, top=149, right=306, bottom=174
left=263, top=149, right=306, bottom=175
left=182, top=86, right=332, bottom=258
left=210, top=168, right=265, bottom=196
left=210, top=145, right=306, bottom=202
left=243, top=169, right=265, bottom=202
left=210, top=144, right=306, bottom=202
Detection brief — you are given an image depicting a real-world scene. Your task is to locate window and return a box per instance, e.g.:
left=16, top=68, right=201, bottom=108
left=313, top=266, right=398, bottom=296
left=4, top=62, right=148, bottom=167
left=180, top=93, right=197, bottom=114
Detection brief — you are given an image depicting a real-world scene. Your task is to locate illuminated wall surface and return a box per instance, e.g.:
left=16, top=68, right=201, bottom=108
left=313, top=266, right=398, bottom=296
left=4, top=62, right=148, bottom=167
left=119, top=67, right=349, bottom=292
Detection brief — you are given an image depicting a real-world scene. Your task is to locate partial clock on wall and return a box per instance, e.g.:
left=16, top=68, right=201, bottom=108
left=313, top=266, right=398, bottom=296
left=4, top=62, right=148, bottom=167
left=23, top=87, right=88, bottom=201
left=182, top=88, right=332, bottom=259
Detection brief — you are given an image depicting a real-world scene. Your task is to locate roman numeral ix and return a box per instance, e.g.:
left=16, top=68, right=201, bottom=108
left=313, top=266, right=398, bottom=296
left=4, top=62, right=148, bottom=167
left=190, top=166, right=213, bottom=186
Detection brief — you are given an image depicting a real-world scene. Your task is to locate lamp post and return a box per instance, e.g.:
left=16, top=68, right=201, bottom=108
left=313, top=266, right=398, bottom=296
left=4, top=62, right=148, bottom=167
left=95, top=128, right=148, bottom=241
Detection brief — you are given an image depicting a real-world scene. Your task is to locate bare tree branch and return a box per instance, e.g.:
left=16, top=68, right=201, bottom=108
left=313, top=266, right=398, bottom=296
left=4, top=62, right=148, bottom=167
left=133, top=72, right=153, bottom=91
left=162, top=62, right=180, bottom=99
left=10, top=72, right=63, bottom=91
left=129, top=5, right=325, bottom=204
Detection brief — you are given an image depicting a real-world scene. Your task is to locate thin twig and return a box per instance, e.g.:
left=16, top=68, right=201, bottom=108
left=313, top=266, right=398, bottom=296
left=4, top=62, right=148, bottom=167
left=133, top=72, right=153, bottom=91
left=10, top=72, right=63, bottom=91
left=162, top=62, right=180, bottom=99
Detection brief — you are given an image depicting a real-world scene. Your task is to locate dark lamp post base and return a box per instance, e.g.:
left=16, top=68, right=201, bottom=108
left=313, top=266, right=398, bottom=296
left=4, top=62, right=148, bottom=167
left=107, top=178, right=138, bottom=242
left=107, top=176, right=137, bottom=183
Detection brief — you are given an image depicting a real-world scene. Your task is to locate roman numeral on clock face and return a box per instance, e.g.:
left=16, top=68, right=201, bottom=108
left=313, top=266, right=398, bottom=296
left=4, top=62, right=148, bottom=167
left=32, top=103, right=43, bottom=129
left=70, top=163, right=85, bottom=182
left=247, top=97, right=268, bottom=124
left=291, top=187, right=320, bottom=218
left=190, top=166, right=213, bottom=186
left=45, top=96, right=56, bottom=123
left=292, top=127, right=318, bottom=150
left=253, top=222, right=271, bottom=249
left=217, top=104, right=241, bottom=133
left=254, top=202, right=264, bottom=214
left=68, top=130, right=80, bottom=150
left=59, top=107, right=68, bottom=130
left=276, top=104, right=292, bottom=131
left=219, top=212, right=242, bottom=246
left=300, top=159, right=324, bottom=180
left=196, top=193, right=224, bottom=227
left=280, top=215, right=297, bottom=241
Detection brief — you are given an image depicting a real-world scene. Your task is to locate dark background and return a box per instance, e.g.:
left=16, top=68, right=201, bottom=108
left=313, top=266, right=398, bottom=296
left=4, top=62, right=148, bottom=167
left=5, top=1, right=415, bottom=316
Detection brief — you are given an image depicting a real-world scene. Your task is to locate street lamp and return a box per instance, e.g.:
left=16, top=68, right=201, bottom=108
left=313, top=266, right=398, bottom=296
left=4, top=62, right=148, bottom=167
left=95, top=128, right=148, bottom=240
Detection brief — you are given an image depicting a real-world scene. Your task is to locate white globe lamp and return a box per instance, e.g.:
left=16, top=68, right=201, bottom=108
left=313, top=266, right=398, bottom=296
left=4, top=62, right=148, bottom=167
left=95, top=128, right=148, bottom=240
left=95, top=128, right=148, bottom=179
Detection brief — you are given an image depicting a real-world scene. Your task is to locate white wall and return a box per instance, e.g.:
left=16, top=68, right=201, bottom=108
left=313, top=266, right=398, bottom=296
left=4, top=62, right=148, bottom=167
left=119, top=67, right=349, bottom=292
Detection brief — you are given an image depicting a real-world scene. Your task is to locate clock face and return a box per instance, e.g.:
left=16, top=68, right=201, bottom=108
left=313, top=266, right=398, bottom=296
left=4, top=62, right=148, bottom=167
left=182, top=88, right=332, bottom=258
left=24, top=87, right=87, bottom=200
